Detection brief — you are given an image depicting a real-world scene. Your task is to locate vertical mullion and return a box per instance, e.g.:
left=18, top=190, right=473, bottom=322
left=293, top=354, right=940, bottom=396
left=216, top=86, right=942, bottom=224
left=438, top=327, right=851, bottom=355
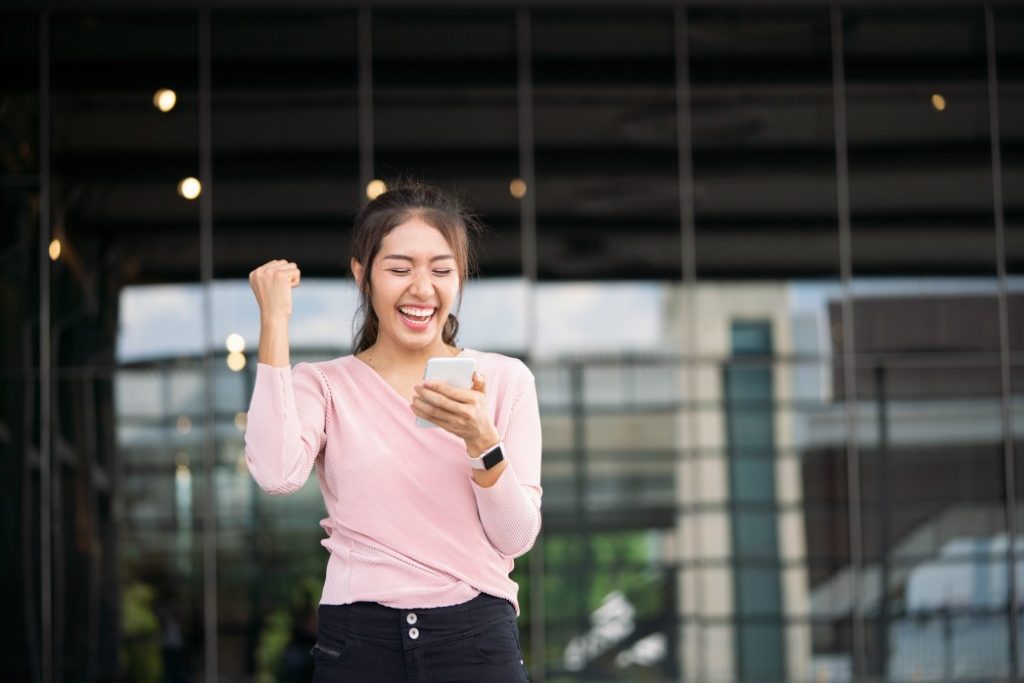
left=516, top=8, right=545, bottom=683
left=830, top=6, right=866, bottom=680
left=675, top=4, right=701, bottom=680
left=987, top=4, right=1019, bottom=677
left=198, top=9, right=218, bottom=683
left=38, top=9, right=52, bottom=683
left=358, top=7, right=374, bottom=206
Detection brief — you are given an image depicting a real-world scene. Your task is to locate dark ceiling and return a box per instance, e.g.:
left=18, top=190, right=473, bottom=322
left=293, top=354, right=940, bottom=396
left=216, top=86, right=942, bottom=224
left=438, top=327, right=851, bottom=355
left=2, top=6, right=1023, bottom=284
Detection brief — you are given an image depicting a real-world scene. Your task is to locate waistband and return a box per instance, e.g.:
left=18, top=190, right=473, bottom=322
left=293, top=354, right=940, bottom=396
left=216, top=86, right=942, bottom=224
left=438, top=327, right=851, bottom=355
left=318, top=593, right=516, bottom=651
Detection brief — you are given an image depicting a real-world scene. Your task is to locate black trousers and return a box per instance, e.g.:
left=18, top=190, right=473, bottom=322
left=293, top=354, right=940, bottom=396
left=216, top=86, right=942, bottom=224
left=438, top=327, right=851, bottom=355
left=312, top=593, right=531, bottom=683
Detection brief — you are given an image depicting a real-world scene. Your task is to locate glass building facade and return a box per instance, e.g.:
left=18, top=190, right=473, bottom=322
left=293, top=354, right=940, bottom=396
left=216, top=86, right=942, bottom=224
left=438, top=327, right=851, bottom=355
left=3, top=3, right=1024, bottom=682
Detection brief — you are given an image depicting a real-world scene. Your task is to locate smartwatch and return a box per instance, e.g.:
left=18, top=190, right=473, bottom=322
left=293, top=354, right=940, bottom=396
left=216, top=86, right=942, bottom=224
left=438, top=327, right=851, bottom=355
left=469, top=442, right=505, bottom=471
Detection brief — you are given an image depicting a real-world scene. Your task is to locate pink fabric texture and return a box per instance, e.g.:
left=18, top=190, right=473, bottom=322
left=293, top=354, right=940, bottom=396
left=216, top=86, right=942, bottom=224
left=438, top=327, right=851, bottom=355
left=243, top=349, right=543, bottom=613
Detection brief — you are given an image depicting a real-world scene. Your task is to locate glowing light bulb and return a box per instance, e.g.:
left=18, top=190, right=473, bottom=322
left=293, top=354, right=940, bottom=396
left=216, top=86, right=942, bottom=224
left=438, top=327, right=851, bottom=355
left=225, top=333, right=245, bottom=353
left=509, top=178, right=527, bottom=200
left=153, top=88, right=177, bottom=113
left=366, top=179, right=387, bottom=200
left=931, top=93, right=947, bottom=112
left=49, top=238, right=62, bottom=261
left=178, top=177, right=201, bottom=200
left=227, top=351, right=246, bottom=372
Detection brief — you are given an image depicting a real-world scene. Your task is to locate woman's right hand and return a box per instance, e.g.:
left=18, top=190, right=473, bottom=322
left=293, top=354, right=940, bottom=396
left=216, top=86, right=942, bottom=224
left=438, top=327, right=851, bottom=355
left=249, top=259, right=301, bottom=321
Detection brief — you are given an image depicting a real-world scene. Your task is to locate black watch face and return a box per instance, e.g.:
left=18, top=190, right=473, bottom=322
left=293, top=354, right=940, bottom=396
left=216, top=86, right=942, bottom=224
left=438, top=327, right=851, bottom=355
left=482, top=445, right=504, bottom=470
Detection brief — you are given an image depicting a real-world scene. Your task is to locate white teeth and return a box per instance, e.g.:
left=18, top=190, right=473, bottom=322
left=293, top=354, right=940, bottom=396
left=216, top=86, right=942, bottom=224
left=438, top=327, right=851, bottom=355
left=399, top=306, right=434, bottom=317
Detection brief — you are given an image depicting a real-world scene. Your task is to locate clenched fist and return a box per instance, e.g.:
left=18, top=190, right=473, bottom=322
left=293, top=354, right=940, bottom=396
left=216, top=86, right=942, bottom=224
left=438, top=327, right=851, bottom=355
left=249, top=259, right=301, bottom=321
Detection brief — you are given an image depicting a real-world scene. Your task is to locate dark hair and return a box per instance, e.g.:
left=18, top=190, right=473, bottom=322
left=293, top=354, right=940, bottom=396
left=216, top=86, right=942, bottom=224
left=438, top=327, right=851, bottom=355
left=350, top=180, right=480, bottom=354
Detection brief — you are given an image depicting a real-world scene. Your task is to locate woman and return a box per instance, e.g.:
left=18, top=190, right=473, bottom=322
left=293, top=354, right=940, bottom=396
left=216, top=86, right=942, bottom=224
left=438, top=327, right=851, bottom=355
left=244, top=182, right=542, bottom=682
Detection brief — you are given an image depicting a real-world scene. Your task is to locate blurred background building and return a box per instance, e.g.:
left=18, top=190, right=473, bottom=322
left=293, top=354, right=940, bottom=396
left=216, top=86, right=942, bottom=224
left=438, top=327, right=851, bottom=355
left=2, top=1, right=1024, bottom=682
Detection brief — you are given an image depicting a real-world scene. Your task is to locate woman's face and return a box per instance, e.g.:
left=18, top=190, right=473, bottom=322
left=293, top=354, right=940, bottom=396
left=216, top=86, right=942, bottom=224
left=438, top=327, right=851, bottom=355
left=354, top=217, right=462, bottom=353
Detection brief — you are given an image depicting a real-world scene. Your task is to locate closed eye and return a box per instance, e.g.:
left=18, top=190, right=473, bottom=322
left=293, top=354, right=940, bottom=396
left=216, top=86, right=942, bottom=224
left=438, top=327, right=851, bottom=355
left=433, top=269, right=453, bottom=276
left=387, top=268, right=411, bottom=275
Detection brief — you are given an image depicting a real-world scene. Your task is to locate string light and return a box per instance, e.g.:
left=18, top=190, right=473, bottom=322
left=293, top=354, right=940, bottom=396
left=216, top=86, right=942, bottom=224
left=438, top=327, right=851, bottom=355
left=227, top=351, right=246, bottom=372
left=226, top=333, right=245, bottom=353
left=153, top=88, right=177, bottom=113
left=178, top=177, right=201, bottom=200
left=366, top=179, right=387, bottom=200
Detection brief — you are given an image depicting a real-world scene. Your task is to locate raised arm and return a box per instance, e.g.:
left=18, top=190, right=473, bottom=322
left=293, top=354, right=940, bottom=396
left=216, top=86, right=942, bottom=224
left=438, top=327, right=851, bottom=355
left=243, top=260, right=327, bottom=495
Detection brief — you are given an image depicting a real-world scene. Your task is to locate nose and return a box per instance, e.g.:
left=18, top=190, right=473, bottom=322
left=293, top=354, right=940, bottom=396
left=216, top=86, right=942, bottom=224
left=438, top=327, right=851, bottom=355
left=409, top=268, right=434, bottom=298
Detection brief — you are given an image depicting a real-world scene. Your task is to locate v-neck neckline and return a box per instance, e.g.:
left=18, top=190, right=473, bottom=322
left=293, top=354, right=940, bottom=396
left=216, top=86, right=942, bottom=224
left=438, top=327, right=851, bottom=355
left=346, top=348, right=471, bottom=406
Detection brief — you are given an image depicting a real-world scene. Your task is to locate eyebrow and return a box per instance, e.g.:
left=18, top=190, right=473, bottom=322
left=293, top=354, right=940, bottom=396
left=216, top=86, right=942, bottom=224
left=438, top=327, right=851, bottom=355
left=380, top=254, right=455, bottom=263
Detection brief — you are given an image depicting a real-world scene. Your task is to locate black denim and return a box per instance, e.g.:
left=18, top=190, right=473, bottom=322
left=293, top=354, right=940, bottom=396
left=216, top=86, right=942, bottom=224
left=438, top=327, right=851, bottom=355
left=312, top=593, right=530, bottom=682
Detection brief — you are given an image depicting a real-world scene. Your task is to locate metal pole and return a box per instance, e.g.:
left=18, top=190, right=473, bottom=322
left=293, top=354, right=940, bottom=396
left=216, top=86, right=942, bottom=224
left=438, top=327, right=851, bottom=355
left=674, top=3, right=701, bottom=680
left=198, top=9, right=219, bottom=682
left=570, top=363, right=589, bottom=640
left=830, top=5, right=867, bottom=680
left=516, top=8, right=545, bottom=682
left=358, top=6, right=374, bottom=206
left=38, top=10, right=53, bottom=683
left=986, top=4, right=1019, bottom=677
left=876, top=364, right=890, bottom=676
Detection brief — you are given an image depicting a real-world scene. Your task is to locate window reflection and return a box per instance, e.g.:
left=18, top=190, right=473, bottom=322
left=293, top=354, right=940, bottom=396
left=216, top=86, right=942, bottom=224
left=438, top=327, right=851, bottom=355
left=534, top=9, right=680, bottom=280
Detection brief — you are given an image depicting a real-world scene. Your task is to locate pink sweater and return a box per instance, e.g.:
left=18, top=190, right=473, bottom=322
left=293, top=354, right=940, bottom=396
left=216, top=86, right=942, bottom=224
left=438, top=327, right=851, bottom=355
left=243, top=349, right=542, bottom=613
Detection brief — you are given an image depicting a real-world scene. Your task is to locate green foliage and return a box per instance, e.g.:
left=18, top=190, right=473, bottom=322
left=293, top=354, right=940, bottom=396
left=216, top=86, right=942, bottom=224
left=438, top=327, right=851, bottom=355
left=119, top=581, right=162, bottom=683
left=544, top=531, right=660, bottom=619
left=255, top=610, right=292, bottom=683
left=540, top=530, right=666, bottom=671
left=255, top=576, right=322, bottom=683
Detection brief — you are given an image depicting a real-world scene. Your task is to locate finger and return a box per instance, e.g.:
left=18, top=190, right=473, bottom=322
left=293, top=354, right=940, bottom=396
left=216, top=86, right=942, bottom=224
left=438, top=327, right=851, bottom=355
left=411, top=398, right=450, bottom=425
left=420, top=381, right=475, bottom=404
left=413, top=385, right=465, bottom=413
left=258, top=261, right=285, bottom=275
left=271, top=268, right=299, bottom=281
left=472, top=372, right=486, bottom=393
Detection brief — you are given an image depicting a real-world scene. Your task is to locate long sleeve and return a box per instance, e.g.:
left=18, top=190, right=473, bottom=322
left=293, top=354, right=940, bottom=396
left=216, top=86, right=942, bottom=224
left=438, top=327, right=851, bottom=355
left=471, top=366, right=543, bottom=558
left=244, top=362, right=329, bottom=495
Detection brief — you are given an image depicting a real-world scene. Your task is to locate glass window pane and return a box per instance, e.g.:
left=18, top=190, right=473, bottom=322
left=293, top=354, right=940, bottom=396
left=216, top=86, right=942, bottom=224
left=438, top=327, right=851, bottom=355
left=534, top=9, right=679, bottom=279
left=52, top=10, right=204, bottom=679
left=844, top=12, right=1005, bottom=678
left=690, top=9, right=837, bottom=278
left=846, top=10, right=994, bottom=276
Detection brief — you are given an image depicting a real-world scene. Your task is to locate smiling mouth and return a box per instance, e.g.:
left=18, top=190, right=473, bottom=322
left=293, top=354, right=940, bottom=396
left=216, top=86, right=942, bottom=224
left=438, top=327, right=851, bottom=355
left=398, top=305, right=436, bottom=324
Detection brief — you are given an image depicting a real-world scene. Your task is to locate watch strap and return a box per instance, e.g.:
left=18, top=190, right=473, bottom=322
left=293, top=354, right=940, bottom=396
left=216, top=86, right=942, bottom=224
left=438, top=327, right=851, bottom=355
left=469, top=442, right=504, bottom=471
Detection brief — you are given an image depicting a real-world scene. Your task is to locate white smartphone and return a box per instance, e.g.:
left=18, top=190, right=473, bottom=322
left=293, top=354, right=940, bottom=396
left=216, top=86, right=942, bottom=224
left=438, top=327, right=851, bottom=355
left=415, top=357, right=477, bottom=429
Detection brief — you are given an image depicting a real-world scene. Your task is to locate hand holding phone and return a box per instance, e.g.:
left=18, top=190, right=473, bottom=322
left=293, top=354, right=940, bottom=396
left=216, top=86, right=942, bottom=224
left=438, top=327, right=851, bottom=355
left=415, top=357, right=477, bottom=429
